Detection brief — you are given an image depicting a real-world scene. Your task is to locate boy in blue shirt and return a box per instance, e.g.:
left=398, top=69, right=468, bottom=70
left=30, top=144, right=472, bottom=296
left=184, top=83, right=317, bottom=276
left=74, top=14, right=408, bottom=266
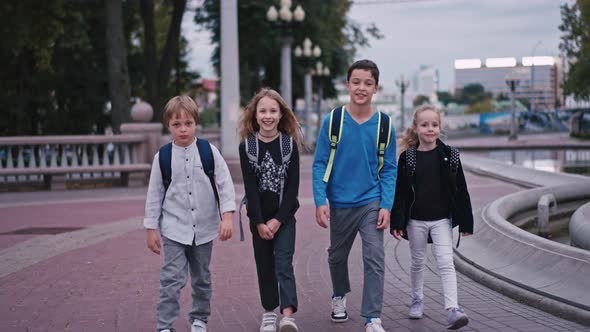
left=144, top=96, right=235, bottom=332
left=312, top=60, right=397, bottom=332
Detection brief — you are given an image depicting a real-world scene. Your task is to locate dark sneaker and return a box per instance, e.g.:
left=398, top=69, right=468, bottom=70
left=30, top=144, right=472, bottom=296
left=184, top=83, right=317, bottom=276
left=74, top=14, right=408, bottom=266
left=331, top=296, right=348, bottom=322
left=408, top=298, right=424, bottom=319
left=446, top=307, right=469, bottom=330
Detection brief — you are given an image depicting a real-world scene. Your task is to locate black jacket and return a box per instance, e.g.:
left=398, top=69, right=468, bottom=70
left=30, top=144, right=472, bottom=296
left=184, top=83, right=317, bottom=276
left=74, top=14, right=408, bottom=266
left=390, top=139, right=474, bottom=238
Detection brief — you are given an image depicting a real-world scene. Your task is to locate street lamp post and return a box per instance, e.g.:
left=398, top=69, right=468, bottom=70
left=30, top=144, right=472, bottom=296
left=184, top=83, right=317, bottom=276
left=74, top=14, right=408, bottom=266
left=507, top=78, right=520, bottom=140
left=530, top=40, right=542, bottom=112
left=314, top=61, right=330, bottom=128
left=294, top=38, right=321, bottom=145
left=266, top=0, right=305, bottom=110
left=396, top=75, right=410, bottom=132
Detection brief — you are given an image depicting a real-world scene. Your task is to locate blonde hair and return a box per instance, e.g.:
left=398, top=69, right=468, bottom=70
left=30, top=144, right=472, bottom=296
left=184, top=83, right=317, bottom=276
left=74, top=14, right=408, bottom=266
left=399, top=104, right=441, bottom=151
left=162, top=95, right=199, bottom=126
left=239, top=88, right=303, bottom=150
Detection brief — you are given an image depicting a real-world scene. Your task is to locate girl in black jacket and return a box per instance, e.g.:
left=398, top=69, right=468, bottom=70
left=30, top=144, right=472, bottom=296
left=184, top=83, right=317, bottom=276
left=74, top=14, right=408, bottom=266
left=238, top=88, right=302, bottom=332
left=391, top=105, right=473, bottom=330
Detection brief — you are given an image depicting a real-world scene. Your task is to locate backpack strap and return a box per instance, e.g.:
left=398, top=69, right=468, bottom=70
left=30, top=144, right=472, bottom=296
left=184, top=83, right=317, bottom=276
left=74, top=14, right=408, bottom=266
left=245, top=133, right=259, bottom=168
left=405, top=146, right=417, bottom=177
left=449, top=146, right=460, bottom=174
left=278, top=132, right=293, bottom=205
left=376, top=111, right=392, bottom=178
left=322, top=106, right=344, bottom=183
left=196, top=138, right=220, bottom=215
left=159, top=142, right=173, bottom=193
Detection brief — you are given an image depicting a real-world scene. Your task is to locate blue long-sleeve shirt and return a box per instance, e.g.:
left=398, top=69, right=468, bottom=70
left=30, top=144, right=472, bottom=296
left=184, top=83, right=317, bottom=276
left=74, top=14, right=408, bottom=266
left=312, top=108, right=397, bottom=210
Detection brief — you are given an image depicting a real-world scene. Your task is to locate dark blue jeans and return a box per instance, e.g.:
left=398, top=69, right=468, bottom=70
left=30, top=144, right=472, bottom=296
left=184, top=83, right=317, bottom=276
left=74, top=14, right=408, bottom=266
left=250, top=217, right=298, bottom=314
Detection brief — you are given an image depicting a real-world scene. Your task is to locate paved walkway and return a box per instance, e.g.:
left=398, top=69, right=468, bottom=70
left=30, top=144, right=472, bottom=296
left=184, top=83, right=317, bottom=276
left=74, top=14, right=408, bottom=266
left=1, top=154, right=589, bottom=331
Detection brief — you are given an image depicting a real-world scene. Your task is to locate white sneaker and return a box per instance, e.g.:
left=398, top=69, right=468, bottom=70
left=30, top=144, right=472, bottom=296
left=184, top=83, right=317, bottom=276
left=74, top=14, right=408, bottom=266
left=260, top=311, right=277, bottom=332
left=191, top=319, right=207, bottom=332
left=278, top=317, right=298, bottom=332
left=365, top=318, right=386, bottom=332
left=331, top=296, right=348, bottom=322
left=160, top=330, right=171, bottom=332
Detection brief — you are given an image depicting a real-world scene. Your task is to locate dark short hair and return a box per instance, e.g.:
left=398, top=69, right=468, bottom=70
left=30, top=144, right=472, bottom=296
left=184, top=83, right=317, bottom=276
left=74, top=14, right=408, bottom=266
left=347, top=59, right=379, bottom=85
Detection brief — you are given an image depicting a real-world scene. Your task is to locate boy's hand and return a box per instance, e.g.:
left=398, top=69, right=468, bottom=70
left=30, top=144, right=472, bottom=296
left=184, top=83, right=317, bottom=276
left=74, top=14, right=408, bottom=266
left=219, top=212, right=233, bottom=241
left=461, top=232, right=472, bottom=237
left=266, top=218, right=281, bottom=235
left=257, top=223, right=274, bottom=240
left=392, top=229, right=404, bottom=240
left=146, top=229, right=161, bottom=255
left=316, top=206, right=330, bottom=228
left=376, top=208, right=390, bottom=230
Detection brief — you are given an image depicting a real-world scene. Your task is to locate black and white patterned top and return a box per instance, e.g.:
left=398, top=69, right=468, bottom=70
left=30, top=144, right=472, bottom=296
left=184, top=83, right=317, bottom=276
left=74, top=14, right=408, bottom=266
left=258, top=150, right=283, bottom=193
left=239, top=136, right=300, bottom=225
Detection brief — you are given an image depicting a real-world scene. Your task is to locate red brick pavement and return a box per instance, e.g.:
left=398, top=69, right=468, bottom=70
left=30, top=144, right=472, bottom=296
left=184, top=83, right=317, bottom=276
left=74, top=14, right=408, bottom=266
left=0, top=156, right=588, bottom=332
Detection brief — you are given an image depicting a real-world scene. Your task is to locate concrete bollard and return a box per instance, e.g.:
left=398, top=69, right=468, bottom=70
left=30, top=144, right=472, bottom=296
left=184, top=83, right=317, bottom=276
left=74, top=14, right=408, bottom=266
left=537, top=193, right=557, bottom=238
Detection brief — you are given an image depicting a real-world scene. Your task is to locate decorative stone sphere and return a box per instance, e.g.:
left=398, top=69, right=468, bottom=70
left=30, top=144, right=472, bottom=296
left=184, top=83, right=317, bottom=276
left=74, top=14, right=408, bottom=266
left=131, top=101, right=154, bottom=122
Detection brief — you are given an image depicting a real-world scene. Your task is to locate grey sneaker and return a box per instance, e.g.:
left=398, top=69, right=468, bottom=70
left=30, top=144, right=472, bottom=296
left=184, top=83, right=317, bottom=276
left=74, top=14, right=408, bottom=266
left=278, top=317, right=298, bottom=332
left=408, top=298, right=424, bottom=319
left=260, top=312, right=277, bottom=332
left=446, top=307, right=469, bottom=330
left=191, top=319, right=207, bottom=332
left=331, top=296, right=348, bottom=322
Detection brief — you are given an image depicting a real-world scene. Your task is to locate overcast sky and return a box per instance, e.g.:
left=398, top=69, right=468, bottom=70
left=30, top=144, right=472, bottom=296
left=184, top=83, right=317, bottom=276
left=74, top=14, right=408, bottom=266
left=183, top=0, right=574, bottom=93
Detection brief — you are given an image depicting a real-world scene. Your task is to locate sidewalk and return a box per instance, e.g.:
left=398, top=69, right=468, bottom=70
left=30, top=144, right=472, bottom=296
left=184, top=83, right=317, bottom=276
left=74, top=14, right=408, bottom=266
left=0, top=155, right=589, bottom=331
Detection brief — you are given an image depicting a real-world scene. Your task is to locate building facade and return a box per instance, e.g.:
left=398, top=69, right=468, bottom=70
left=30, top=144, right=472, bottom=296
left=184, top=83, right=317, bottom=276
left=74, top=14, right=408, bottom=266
left=454, top=56, right=562, bottom=110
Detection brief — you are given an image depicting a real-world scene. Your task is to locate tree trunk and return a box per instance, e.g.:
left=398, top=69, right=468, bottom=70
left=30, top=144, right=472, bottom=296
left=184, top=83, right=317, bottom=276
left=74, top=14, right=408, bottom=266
left=140, top=0, right=158, bottom=111
left=140, top=0, right=186, bottom=123
left=157, top=0, right=187, bottom=98
left=105, top=0, right=132, bottom=133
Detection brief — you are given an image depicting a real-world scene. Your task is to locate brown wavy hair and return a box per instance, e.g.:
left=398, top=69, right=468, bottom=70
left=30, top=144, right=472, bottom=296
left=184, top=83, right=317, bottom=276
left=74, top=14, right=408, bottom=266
left=400, top=104, right=441, bottom=151
left=239, top=88, right=303, bottom=150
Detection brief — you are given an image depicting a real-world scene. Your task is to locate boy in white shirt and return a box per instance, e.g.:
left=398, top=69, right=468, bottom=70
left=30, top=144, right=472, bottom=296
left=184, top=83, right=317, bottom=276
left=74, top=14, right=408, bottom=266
left=143, top=95, right=235, bottom=332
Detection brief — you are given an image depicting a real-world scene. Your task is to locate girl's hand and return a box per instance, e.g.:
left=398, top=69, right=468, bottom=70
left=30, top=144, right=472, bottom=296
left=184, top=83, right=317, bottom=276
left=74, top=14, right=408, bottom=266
left=392, top=229, right=404, bottom=240
left=257, top=223, right=274, bottom=240
left=461, top=232, right=472, bottom=237
left=146, top=229, right=161, bottom=255
left=266, top=218, right=281, bottom=235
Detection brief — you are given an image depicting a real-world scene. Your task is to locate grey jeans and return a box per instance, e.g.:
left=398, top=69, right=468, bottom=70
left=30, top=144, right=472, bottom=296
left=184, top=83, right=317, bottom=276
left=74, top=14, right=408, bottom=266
left=328, top=200, right=384, bottom=318
left=157, top=237, right=213, bottom=331
left=407, top=218, right=458, bottom=309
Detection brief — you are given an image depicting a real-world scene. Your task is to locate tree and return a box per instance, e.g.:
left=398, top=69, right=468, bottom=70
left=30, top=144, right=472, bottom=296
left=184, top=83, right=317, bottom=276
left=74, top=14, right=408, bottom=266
left=456, top=83, right=492, bottom=105
left=0, top=0, right=112, bottom=136
left=436, top=91, right=455, bottom=106
left=559, top=1, right=590, bottom=100
left=194, top=0, right=382, bottom=104
left=105, top=0, right=132, bottom=133
left=413, top=95, right=430, bottom=107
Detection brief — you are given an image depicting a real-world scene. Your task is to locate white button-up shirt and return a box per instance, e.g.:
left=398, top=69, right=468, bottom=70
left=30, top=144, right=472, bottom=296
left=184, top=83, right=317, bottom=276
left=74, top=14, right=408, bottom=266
left=143, top=139, right=236, bottom=246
